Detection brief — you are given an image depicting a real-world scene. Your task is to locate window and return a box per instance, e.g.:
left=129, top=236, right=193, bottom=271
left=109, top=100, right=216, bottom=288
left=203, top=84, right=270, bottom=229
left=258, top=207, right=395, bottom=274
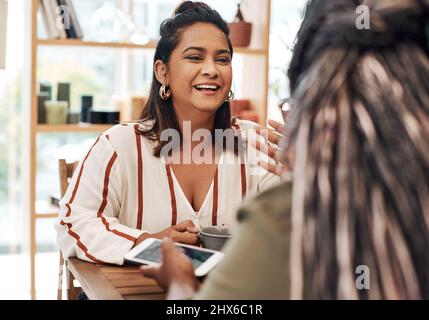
left=0, top=0, right=28, bottom=299
left=268, top=0, right=307, bottom=121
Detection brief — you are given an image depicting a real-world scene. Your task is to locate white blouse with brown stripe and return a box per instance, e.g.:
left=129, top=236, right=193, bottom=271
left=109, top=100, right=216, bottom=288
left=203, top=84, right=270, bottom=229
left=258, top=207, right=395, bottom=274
left=54, top=119, right=280, bottom=265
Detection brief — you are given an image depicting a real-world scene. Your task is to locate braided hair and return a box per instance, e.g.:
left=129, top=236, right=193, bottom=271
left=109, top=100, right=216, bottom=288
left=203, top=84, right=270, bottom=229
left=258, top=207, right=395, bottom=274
left=287, top=0, right=429, bottom=299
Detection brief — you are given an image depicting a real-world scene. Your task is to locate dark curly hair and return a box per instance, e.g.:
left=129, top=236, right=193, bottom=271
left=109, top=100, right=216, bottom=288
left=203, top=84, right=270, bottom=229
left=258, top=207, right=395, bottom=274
left=138, top=1, right=234, bottom=157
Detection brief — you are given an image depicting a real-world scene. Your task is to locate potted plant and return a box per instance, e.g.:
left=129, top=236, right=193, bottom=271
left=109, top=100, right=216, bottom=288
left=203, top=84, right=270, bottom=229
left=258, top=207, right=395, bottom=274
left=228, top=0, right=252, bottom=47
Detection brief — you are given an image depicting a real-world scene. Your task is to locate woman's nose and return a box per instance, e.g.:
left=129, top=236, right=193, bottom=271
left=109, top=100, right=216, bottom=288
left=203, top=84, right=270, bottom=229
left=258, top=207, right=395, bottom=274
left=201, top=60, right=219, bottom=78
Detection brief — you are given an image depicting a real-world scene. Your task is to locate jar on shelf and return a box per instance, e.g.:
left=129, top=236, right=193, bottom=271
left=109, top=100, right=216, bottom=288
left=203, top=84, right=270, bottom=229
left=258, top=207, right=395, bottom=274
left=87, top=0, right=135, bottom=42
left=45, top=101, right=68, bottom=124
left=228, top=1, right=252, bottom=47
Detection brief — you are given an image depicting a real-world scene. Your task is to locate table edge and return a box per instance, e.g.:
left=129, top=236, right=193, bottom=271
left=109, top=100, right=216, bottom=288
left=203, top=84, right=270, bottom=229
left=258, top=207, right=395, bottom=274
left=67, top=258, right=124, bottom=300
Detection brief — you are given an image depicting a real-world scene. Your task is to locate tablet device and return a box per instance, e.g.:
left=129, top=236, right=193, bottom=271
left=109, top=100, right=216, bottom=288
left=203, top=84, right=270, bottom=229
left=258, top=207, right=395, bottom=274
left=124, top=238, right=224, bottom=277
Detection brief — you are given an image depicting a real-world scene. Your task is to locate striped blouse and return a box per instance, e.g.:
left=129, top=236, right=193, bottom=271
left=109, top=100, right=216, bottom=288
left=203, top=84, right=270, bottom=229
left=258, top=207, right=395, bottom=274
left=54, top=119, right=280, bottom=265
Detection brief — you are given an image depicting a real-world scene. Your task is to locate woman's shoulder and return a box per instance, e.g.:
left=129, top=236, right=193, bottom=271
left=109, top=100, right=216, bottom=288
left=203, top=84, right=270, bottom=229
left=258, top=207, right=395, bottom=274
left=105, top=119, right=155, bottom=137
left=104, top=120, right=153, bottom=135
left=102, top=121, right=155, bottom=151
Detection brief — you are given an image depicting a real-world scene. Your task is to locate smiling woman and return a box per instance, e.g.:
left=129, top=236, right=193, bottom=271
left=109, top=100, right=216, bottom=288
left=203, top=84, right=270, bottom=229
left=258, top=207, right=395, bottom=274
left=139, top=2, right=234, bottom=157
left=154, top=22, right=232, bottom=127
left=54, top=1, right=279, bottom=268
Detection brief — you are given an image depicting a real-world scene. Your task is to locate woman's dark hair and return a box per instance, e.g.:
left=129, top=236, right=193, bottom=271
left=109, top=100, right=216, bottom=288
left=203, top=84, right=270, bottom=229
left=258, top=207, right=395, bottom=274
left=138, top=1, right=234, bottom=156
left=286, top=0, right=429, bottom=299
left=288, top=0, right=429, bottom=92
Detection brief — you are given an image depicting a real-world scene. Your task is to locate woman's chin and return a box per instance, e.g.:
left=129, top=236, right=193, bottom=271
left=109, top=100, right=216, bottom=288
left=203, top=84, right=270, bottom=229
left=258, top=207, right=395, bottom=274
left=191, top=101, right=224, bottom=113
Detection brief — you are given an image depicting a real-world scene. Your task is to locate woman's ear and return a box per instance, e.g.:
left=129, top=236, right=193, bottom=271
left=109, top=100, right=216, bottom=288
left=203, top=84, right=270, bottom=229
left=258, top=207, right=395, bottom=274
left=154, top=60, right=169, bottom=85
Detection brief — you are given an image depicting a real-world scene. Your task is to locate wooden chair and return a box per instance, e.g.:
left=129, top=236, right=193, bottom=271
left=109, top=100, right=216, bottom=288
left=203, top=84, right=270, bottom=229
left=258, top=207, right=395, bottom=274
left=57, top=159, right=80, bottom=300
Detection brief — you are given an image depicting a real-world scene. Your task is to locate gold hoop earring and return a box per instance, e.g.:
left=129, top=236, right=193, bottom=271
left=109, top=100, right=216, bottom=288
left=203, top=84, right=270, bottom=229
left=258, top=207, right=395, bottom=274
left=225, top=90, right=234, bottom=102
left=159, top=84, right=171, bottom=100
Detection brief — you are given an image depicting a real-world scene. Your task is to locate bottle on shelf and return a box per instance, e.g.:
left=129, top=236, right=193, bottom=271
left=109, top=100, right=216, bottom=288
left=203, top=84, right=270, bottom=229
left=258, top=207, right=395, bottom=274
left=80, top=95, right=93, bottom=123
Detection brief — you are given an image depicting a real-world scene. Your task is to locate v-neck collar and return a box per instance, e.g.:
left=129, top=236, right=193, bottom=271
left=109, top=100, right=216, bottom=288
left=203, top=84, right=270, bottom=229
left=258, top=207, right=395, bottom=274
left=164, top=152, right=222, bottom=217
left=169, top=168, right=214, bottom=216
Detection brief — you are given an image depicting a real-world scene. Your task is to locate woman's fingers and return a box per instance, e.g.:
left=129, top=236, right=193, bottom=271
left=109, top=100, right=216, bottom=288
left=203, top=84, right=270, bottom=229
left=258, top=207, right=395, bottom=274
left=255, top=127, right=283, bottom=145
left=140, top=265, right=159, bottom=279
left=174, top=220, right=195, bottom=232
left=161, top=237, right=189, bottom=263
left=267, top=119, right=285, bottom=133
left=161, top=236, right=176, bottom=252
left=257, top=159, right=283, bottom=177
left=161, top=237, right=186, bottom=261
left=186, top=226, right=199, bottom=234
left=251, top=138, right=278, bottom=159
left=174, top=220, right=199, bottom=234
left=172, top=231, right=200, bottom=246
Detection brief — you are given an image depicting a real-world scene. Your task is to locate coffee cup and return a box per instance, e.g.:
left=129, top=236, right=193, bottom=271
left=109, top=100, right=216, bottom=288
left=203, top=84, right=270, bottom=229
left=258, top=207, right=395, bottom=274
left=198, top=226, right=232, bottom=251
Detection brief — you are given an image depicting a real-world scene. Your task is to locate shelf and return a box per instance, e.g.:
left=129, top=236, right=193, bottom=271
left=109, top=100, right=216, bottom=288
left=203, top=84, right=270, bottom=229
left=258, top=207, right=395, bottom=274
left=35, top=200, right=58, bottom=217
left=35, top=213, right=58, bottom=219
left=235, top=47, right=267, bottom=55
left=37, top=123, right=113, bottom=133
left=36, top=38, right=158, bottom=50
left=36, top=38, right=267, bottom=55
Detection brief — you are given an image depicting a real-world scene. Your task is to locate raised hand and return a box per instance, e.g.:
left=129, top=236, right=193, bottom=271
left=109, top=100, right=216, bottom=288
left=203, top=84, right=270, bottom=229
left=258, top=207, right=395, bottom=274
left=252, top=119, right=292, bottom=176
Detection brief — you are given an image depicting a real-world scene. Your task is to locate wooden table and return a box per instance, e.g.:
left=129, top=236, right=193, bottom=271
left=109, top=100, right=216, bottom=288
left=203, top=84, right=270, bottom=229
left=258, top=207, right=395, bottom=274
left=67, top=257, right=166, bottom=300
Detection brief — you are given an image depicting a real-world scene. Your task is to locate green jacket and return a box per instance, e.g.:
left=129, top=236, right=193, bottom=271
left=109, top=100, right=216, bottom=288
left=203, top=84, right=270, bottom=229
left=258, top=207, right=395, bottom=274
left=195, top=179, right=292, bottom=299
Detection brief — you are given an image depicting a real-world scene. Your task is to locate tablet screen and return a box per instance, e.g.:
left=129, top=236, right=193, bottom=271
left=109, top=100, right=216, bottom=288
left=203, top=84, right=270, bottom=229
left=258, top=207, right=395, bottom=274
left=136, top=241, right=214, bottom=268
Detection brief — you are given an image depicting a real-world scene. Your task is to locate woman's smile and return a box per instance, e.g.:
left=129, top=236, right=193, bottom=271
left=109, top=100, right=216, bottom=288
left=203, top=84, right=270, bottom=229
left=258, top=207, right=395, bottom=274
left=193, top=82, right=222, bottom=96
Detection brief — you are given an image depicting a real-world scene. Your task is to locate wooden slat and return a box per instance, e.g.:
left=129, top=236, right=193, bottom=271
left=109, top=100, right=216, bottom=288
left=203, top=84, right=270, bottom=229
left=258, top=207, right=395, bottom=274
left=117, top=286, right=164, bottom=295
left=35, top=213, right=58, bottom=219
left=103, top=274, right=158, bottom=288
left=102, top=272, right=156, bottom=282
left=67, top=258, right=165, bottom=299
left=36, top=38, right=158, bottom=49
left=35, top=38, right=266, bottom=55
left=37, top=123, right=112, bottom=133
left=124, top=293, right=166, bottom=300
left=67, top=258, right=124, bottom=300
left=98, top=265, right=141, bottom=273
left=98, top=264, right=160, bottom=288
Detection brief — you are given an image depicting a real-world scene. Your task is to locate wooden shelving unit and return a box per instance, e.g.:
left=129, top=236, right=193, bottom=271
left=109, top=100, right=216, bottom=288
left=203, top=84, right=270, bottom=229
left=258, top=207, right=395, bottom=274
left=36, top=38, right=159, bottom=49
left=37, top=123, right=113, bottom=133
left=36, top=38, right=268, bottom=55
left=26, top=0, right=271, bottom=299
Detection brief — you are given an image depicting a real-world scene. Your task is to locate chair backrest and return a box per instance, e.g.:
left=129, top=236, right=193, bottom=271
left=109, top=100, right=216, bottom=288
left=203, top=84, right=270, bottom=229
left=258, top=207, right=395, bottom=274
left=57, top=159, right=79, bottom=300
left=58, top=159, right=79, bottom=198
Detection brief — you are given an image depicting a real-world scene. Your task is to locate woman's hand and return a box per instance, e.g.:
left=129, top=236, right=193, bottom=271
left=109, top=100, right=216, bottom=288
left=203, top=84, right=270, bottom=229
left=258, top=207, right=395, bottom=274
left=141, top=237, right=200, bottom=299
left=134, top=220, right=200, bottom=248
left=252, top=119, right=291, bottom=176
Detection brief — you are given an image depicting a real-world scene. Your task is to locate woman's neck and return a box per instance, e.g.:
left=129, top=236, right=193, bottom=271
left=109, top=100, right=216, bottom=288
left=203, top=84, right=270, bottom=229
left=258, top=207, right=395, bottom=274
left=174, top=108, right=216, bottom=147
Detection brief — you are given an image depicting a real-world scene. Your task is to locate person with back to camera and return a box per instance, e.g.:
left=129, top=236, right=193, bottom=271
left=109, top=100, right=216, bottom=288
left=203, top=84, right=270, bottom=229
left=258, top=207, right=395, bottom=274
left=142, top=0, right=429, bottom=300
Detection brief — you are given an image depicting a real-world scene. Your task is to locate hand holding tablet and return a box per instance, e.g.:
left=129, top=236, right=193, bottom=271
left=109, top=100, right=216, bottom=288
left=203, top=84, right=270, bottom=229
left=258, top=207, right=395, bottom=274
left=125, top=237, right=224, bottom=278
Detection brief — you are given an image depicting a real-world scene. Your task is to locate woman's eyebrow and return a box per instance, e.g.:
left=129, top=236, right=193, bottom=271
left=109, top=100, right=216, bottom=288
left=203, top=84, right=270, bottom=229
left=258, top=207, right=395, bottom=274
left=182, top=46, right=205, bottom=54
left=182, top=47, right=231, bottom=56
left=216, top=49, right=231, bottom=56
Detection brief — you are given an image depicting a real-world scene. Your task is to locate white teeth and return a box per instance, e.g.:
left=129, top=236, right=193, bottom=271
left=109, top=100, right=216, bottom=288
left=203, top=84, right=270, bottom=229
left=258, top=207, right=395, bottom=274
left=195, top=84, right=218, bottom=90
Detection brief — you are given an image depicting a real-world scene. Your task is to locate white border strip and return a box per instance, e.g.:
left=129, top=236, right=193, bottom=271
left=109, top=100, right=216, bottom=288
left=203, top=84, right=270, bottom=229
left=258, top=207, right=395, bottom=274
left=0, top=0, right=8, bottom=69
